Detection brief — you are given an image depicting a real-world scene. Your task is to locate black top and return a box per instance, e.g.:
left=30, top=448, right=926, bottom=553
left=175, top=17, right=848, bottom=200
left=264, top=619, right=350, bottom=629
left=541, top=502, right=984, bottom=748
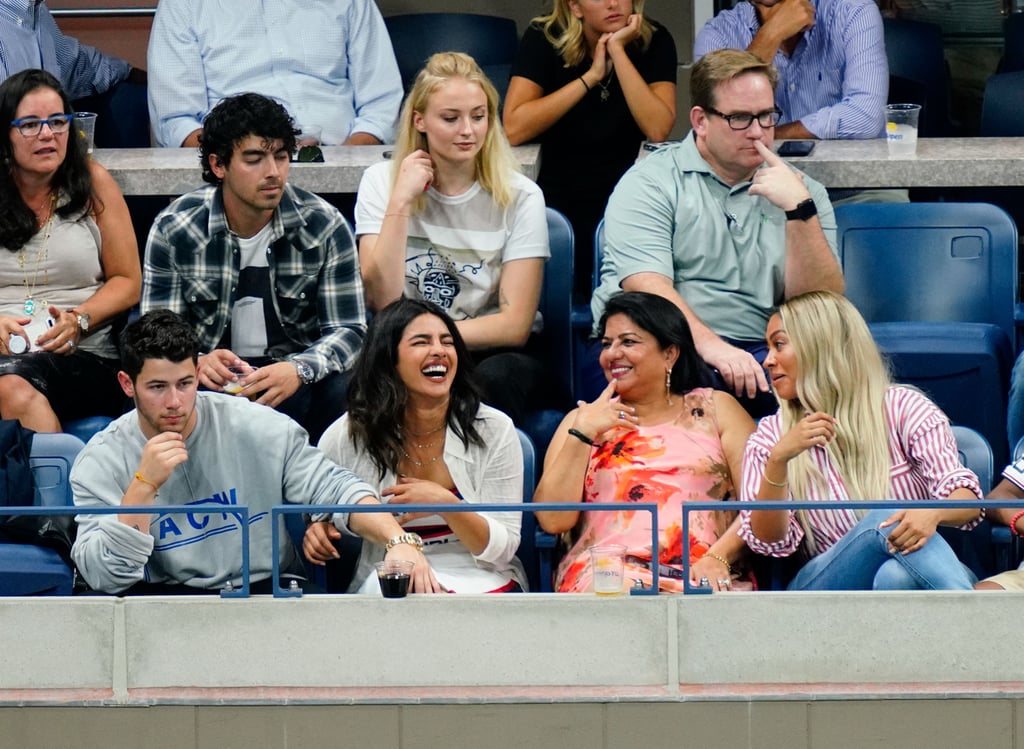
left=510, top=21, right=677, bottom=284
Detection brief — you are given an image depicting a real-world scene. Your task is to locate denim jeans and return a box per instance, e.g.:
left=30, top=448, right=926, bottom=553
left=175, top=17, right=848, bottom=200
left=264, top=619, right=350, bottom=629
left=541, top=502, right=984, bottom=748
left=787, top=509, right=976, bottom=591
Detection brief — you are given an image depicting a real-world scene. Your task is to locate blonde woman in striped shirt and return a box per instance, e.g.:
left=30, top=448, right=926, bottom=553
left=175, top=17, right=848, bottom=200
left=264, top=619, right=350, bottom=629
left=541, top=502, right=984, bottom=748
left=738, top=291, right=982, bottom=590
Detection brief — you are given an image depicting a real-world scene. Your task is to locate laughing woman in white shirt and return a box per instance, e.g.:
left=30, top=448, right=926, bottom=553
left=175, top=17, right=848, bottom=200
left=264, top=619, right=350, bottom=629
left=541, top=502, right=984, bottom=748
left=306, top=298, right=526, bottom=594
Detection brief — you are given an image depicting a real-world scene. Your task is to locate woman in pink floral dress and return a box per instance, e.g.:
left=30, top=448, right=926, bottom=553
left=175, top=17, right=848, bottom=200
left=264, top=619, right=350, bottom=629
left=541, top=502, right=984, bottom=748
left=534, top=292, right=757, bottom=592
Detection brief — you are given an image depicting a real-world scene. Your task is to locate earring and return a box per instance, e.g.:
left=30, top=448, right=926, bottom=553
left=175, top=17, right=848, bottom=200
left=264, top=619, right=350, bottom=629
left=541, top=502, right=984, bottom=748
left=665, top=368, right=673, bottom=406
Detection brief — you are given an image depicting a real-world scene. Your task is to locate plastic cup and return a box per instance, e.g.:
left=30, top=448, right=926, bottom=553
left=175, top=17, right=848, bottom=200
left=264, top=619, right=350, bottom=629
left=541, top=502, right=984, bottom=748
left=222, top=364, right=256, bottom=396
left=375, top=559, right=414, bottom=598
left=75, top=112, right=98, bottom=156
left=589, top=544, right=626, bottom=596
left=885, top=104, right=921, bottom=159
left=297, top=124, right=322, bottom=148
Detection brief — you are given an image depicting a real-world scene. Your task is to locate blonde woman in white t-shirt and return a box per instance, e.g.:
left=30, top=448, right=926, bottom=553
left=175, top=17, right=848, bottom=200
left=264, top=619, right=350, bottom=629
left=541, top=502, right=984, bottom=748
left=355, top=52, right=551, bottom=425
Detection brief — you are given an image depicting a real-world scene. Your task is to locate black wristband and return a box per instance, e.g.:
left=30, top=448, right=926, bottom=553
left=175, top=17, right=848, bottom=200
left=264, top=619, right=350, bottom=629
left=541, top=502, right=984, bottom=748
left=568, top=428, right=594, bottom=446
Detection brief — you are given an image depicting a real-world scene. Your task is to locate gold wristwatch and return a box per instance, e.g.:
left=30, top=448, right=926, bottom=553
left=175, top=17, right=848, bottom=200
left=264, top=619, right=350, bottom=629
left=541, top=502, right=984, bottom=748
left=385, top=532, right=424, bottom=552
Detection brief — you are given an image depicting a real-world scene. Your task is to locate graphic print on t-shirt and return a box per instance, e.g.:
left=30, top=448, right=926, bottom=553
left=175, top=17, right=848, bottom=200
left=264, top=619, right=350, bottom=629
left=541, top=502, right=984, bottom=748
left=405, top=244, right=484, bottom=311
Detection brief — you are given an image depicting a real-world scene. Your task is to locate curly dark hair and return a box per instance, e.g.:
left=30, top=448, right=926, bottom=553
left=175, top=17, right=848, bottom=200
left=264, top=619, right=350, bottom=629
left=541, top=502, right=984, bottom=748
left=599, top=291, right=714, bottom=394
left=347, top=298, right=484, bottom=480
left=120, top=309, right=199, bottom=382
left=199, top=93, right=299, bottom=185
left=0, top=69, right=95, bottom=252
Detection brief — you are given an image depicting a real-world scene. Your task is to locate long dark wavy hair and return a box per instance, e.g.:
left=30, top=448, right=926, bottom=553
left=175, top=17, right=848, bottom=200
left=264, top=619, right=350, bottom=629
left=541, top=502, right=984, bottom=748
left=0, top=69, right=95, bottom=252
left=599, top=291, right=715, bottom=394
left=347, top=298, right=484, bottom=480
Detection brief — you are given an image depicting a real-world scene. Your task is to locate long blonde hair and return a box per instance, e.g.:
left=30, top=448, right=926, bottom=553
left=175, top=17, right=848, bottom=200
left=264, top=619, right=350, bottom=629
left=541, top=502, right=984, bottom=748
left=391, top=52, right=519, bottom=212
left=533, top=0, right=654, bottom=69
left=776, top=291, right=893, bottom=505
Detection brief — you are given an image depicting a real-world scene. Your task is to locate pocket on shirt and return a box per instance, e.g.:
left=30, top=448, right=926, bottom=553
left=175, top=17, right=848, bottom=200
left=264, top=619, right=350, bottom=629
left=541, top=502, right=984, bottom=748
left=181, top=275, right=223, bottom=328
left=274, top=271, right=319, bottom=336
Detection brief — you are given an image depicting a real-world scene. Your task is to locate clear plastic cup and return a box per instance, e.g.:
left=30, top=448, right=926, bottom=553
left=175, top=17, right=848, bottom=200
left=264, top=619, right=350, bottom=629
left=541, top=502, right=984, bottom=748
left=885, top=104, right=921, bottom=159
left=75, top=112, right=98, bottom=156
left=589, top=544, right=626, bottom=596
left=375, top=559, right=414, bottom=598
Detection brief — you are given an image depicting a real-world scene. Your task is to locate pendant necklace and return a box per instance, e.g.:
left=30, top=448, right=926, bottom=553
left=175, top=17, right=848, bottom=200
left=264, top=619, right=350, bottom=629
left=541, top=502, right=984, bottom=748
left=19, top=192, right=56, bottom=317
left=597, top=71, right=614, bottom=102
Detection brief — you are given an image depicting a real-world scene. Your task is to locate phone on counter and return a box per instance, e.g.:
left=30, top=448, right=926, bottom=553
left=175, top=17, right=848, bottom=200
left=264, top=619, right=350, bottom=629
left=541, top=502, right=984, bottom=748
left=777, top=140, right=815, bottom=157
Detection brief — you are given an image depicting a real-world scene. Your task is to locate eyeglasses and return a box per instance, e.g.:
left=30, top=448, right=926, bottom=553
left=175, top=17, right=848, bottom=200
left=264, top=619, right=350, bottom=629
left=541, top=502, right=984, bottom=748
left=10, top=114, right=75, bottom=137
left=704, top=106, right=781, bottom=131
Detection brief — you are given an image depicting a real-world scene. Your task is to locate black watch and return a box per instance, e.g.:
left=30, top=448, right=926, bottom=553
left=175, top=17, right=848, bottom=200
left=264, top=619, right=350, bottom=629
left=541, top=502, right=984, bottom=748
left=785, top=198, right=818, bottom=222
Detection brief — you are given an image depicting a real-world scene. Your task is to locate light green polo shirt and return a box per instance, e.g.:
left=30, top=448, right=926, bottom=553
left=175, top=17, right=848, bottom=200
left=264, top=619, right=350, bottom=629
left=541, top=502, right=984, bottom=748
left=591, top=132, right=837, bottom=341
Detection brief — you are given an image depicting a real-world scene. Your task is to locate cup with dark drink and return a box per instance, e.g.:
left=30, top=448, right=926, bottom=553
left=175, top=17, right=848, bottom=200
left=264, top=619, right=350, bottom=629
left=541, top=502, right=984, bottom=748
left=375, top=559, right=414, bottom=598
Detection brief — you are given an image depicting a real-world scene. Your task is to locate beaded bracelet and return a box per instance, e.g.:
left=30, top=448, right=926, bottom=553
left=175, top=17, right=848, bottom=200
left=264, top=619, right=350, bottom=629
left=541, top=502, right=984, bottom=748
left=703, top=552, right=732, bottom=575
left=1010, top=509, right=1024, bottom=538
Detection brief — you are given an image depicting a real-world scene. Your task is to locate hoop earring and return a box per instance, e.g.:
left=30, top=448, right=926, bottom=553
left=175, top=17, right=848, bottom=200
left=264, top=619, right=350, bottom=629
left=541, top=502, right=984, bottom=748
left=665, top=368, right=673, bottom=406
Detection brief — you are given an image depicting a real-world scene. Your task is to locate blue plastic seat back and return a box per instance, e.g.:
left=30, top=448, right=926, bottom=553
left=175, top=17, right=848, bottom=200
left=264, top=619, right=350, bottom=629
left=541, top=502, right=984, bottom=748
left=514, top=428, right=541, bottom=591
left=836, top=202, right=1018, bottom=346
left=882, top=17, right=955, bottom=136
left=0, top=432, right=85, bottom=596
left=980, top=71, right=1024, bottom=137
left=383, top=13, right=519, bottom=103
left=1000, top=13, right=1024, bottom=74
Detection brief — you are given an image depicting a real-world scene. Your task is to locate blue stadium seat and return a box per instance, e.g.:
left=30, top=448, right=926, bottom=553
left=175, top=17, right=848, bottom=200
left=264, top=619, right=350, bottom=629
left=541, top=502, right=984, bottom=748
left=64, top=416, right=114, bottom=445
left=882, top=17, right=958, bottom=136
left=383, top=13, right=519, bottom=105
left=999, top=12, right=1024, bottom=73
left=521, top=208, right=575, bottom=461
left=513, top=428, right=542, bottom=591
left=980, top=70, right=1024, bottom=137
left=836, top=202, right=1018, bottom=467
left=990, top=436, right=1024, bottom=573
left=0, top=432, right=85, bottom=596
left=72, top=80, right=150, bottom=148
left=936, top=425, right=996, bottom=580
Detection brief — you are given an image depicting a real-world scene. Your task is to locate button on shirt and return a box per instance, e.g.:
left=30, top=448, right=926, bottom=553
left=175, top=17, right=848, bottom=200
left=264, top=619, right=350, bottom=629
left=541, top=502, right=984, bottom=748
left=147, top=0, right=403, bottom=147
left=0, top=0, right=130, bottom=99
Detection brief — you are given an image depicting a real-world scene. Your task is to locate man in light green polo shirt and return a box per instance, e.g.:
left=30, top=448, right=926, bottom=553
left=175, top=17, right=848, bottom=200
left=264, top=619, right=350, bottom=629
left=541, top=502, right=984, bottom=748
left=589, top=49, right=844, bottom=417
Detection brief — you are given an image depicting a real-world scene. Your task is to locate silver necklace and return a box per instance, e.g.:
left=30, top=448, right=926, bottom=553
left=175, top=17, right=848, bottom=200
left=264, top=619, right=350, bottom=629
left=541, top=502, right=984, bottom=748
left=597, top=71, right=614, bottom=102
left=401, top=447, right=443, bottom=468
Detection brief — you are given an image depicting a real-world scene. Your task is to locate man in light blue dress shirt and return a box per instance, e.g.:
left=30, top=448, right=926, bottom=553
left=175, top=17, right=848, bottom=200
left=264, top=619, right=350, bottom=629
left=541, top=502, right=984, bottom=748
left=695, top=0, right=889, bottom=141
left=147, top=0, right=403, bottom=148
left=0, top=0, right=136, bottom=100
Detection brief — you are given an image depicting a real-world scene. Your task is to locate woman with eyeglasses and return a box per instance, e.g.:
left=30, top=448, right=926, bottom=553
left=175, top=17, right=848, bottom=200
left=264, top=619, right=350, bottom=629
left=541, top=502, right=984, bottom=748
left=0, top=69, right=140, bottom=431
left=356, top=52, right=550, bottom=426
left=739, top=291, right=982, bottom=590
left=503, top=0, right=677, bottom=296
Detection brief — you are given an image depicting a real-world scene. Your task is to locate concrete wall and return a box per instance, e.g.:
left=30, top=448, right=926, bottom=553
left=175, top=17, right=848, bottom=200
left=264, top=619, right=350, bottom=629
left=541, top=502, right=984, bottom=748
left=3, top=591, right=1024, bottom=747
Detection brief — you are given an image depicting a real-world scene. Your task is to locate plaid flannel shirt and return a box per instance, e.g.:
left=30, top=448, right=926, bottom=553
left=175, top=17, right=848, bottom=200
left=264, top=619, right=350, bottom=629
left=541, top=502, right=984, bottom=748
left=142, top=183, right=366, bottom=382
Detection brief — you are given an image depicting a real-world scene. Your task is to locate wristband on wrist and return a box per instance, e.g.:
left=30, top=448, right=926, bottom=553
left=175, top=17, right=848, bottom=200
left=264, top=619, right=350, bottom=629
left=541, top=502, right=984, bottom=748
left=133, top=472, right=159, bottom=492
left=579, top=76, right=590, bottom=92
left=567, top=428, right=594, bottom=446
left=1010, top=509, right=1024, bottom=538
left=763, top=473, right=788, bottom=488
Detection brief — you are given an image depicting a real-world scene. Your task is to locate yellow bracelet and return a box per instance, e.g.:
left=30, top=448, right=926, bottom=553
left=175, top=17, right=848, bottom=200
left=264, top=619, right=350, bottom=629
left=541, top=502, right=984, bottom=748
left=383, top=212, right=410, bottom=218
left=133, top=472, right=159, bottom=492
left=703, top=552, right=732, bottom=574
left=763, top=474, right=788, bottom=488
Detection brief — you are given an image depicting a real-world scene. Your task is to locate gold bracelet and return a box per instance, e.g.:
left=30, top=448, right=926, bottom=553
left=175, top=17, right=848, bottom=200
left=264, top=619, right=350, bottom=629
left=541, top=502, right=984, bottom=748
left=133, top=472, right=159, bottom=492
left=703, top=552, right=732, bottom=574
left=763, top=474, right=788, bottom=488
left=383, top=212, right=410, bottom=218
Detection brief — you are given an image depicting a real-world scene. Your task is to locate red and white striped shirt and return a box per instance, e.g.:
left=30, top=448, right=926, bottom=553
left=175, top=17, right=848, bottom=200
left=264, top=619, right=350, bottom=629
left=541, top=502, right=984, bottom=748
left=739, top=386, right=982, bottom=557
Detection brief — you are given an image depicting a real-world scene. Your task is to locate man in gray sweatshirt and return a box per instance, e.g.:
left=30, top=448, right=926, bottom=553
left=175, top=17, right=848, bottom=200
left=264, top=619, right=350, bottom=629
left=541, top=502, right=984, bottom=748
left=70, top=309, right=426, bottom=594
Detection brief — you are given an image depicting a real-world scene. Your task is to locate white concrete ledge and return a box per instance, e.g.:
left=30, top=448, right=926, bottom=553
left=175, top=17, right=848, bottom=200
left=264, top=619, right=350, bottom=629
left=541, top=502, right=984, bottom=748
left=0, top=591, right=1017, bottom=705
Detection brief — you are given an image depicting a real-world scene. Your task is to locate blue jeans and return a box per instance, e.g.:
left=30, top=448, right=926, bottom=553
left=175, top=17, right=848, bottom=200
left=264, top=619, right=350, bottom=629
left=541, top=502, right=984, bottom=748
left=787, top=509, right=976, bottom=591
left=1007, top=349, right=1024, bottom=456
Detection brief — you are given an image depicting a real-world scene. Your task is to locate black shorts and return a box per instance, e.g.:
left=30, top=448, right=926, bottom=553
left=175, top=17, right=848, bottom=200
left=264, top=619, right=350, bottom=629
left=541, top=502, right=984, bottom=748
left=0, top=349, right=127, bottom=422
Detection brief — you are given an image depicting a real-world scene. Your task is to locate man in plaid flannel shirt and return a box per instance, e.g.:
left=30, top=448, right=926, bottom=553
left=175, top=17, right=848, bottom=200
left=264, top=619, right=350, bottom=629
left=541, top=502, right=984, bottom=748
left=142, top=93, right=366, bottom=442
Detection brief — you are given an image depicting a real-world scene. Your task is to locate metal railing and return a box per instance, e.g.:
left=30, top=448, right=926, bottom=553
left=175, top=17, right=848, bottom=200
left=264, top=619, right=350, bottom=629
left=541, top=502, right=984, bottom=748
left=271, top=502, right=660, bottom=599
left=0, top=504, right=251, bottom=598
left=680, top=497, right=1002, bottom=594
